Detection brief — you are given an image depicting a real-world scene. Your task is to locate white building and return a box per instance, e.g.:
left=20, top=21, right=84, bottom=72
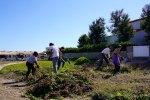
left=0, top=51, right=33, bottom=60
left=107, top=18, right=148, bottom=45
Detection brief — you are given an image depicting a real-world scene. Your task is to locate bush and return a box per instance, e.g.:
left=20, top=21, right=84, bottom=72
left=63, top=47, right=80, bottom=53
left=109, top=41, right=136, bottom=51
left=121, top=66, right=131, bottom=73
left=74, top=57, right=90, bottom=65
left=64, top=43, right=107, bottom=53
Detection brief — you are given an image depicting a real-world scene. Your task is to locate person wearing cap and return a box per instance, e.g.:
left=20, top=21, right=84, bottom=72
left=57, top=46, right=65, bottom=70
left=95, top=47, right=111, bottom=70
left=49, top=43, right=59, bottom=73
left=112, top=45, right=122, bottom=75
left=26, top=51, right=40, bottom=79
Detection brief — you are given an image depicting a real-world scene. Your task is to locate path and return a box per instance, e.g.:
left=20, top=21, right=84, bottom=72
left=0, top=62, right=29, bottom=100
left=0, top=61, right=24, bottom=70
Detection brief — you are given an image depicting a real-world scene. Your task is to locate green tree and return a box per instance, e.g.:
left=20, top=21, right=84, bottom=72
left=141, top=4, right=150, bottom=44
left=110, top=9, right=134, bottom=42
left=78, top=34, right=90, bottom=47
left=88, top=17, right=106, bottom=44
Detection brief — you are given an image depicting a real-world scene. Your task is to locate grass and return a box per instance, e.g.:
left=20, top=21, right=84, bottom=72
left=0, top=61, right=20, bottom=65
left=1, top=61, right=150, bottom=99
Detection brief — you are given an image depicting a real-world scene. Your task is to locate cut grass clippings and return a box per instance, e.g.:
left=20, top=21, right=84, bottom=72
left=1, top=61, right=150, bottom=99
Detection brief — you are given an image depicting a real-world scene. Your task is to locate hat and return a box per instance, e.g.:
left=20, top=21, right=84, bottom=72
left=49, top=43, right=54, bottom=46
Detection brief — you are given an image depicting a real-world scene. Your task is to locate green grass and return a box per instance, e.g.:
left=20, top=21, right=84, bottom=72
left=1, top=61, right=150, bottom=99
left=0, top=61, right=19, bottom=65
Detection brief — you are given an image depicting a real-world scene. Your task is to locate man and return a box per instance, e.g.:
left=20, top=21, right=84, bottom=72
left=95, top=47, right=111, bottom=70
left=49, top=43, right=59, bottom=73
left=57, top=46, right=65, bottom=70
left=26, top=51, right=40, bottom=79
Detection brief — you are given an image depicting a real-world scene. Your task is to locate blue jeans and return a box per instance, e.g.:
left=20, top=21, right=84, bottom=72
left=96, top=53, right=109, bottom=70
left=52, top=57, right=58, bottom=73
left=57, top=59, right=65, bottom=70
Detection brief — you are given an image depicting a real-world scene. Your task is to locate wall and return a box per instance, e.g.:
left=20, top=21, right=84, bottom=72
left=127, top=46, right=150, bottom=61
left=63, top=52, right=100, bottom=59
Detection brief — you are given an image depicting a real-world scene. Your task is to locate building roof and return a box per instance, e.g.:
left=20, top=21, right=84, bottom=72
left=0, top=51, right=33, bottom=55
left=129, top=18, right=145, bottom=23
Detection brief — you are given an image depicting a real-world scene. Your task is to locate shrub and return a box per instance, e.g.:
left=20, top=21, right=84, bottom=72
left=64, top=47, right=80, bottom=53
left=109, top=41, right=136, bottom=51
left=64, top=43, right=107, bottom=53
left=121, top=66, right=131, bottom=73
left=74, top=57, right=90, bottom=65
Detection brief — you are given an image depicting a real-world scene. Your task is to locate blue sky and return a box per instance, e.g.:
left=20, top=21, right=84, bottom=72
left=0, top=0, right=149, bottom=52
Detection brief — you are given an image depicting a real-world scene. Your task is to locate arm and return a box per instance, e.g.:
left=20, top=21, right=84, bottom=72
left=107, top=48, right=111, bottom=59
left=49, top=49, right=53, bottom=57
left=34, top=61, right=40, bottom=68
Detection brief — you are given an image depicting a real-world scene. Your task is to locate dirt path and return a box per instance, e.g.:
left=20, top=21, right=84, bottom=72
left=0, top=61, right=24, bottom=70
left=0, top=62, right=29, bottom=100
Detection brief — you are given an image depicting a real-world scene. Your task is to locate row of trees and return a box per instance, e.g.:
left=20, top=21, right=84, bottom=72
left=78, top=4, right=150, bottom=47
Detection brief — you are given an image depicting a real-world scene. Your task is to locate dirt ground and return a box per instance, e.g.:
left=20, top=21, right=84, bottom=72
left=0, top=62, right=29, bottom=100
left=0, top=75, right=29, bottom=100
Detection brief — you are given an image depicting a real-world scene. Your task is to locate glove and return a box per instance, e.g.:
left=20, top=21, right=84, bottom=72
left=37, top=65, right=40, bottom=68
left=109, top=57, right=112, bottom=60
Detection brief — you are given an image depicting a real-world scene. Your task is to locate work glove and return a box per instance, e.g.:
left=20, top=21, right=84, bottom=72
left=37, top=65, right=40, bottom=68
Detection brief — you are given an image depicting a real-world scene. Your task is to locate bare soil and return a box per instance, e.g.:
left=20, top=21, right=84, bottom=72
left=0, top=62, right=29, bottom=100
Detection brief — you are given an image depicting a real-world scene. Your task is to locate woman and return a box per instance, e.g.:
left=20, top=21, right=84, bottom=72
left=112, top=45, right=122, bottom=75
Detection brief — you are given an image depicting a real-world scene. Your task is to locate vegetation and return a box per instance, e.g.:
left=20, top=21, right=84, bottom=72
left=88, top=17, right=107, bottom=44
left=64, top=43, right=106, bottom=53
left=78, top=34, right=90, bottom=48
left=109, top=9, right=135, bottom=42
left=1, top=61, right=150, bottom=99
left=74, top=57, right=90, bottom=65
left=141, top=3, right=150, bottom=44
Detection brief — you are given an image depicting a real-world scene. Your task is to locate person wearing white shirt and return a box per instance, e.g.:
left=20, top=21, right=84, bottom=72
left=49, top=43, right=59, bottom=73
left=95, top=47, right=111, bottom=70
left=26, top=51, right=39, bottom=79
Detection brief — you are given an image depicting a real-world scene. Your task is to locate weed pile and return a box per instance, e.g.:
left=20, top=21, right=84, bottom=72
left=26, top=68, right=93, bottom=99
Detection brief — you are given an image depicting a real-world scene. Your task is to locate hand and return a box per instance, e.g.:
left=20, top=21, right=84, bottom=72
left=37, top=65, right=40, bottom=68
left=109, top=57, right=112, bottom=60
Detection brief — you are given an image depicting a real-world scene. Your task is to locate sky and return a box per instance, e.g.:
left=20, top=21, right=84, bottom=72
left=0, top=0, right=149, bottom=52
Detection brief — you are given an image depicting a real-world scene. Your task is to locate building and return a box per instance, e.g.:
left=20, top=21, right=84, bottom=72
left=107, top=18, right=148, bottom=45
left=0, top=51, right=33, bottom=60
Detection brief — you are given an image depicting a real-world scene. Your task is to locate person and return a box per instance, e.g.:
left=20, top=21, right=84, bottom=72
left=49, top=43, right=59, bottom=73
left=112, top=45, right=122, bottom=75
left=57, top=47, right=65, bottom=70
left=26, top=51, right=40, bottom=79
left=95, top=47, right=111, bottom=70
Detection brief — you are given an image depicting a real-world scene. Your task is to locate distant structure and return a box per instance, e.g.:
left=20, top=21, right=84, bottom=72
left=0, top=51, right=33, bottom=60
left=107, top=18, right=148, bottom=45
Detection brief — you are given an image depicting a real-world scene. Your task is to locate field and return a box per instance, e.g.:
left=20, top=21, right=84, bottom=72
left=0, top=61, right=150, bottom=100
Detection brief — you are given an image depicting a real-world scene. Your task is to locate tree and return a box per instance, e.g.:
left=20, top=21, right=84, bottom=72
left=110, top=9, right=134, bottom=42
left=141, top=4, right=150, bottom=44
left=88, top=17, right=106, bottom=44
left=78, top=34, right=90, bottom=47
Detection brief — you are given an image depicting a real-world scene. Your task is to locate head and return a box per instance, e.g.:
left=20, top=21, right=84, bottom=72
left=117, top=45, right=122, bottom=48
left=60, top=46, right=65, bottom=51
left=33, top=51, right=38, bottom=57
left=108, top=46, right=113, bottom=51
left=49, top=43, right=54, bottom=46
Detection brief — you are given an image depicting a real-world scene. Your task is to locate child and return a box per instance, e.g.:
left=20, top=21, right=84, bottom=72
left=112, top=45, right=122, bottom=75
left=26, top=51, right=40, bottom=79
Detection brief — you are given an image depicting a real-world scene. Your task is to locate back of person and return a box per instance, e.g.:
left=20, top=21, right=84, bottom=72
left=50, top=45, right=59, bottom=58
left=27, top=55, right=37, bottom=64
left=101, top=48, right=110, bottom=54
